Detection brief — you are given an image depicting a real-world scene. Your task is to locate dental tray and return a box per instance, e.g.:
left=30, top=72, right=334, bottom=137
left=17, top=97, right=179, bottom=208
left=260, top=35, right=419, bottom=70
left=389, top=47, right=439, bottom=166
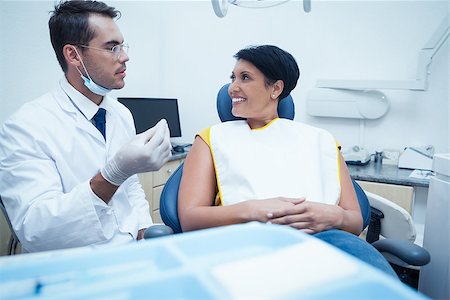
left=0, top=223, right=425, bottom=300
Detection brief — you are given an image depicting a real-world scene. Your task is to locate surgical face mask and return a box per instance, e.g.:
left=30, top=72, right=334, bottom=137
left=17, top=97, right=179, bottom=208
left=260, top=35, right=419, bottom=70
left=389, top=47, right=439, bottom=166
left=74, top=47, right=112, bottom=96
left=80, top=74, right=112, bottom=96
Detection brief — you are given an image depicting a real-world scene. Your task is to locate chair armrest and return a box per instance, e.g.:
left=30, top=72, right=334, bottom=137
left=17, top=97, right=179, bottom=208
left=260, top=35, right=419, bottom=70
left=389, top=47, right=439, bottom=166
left=364, top=191, right=416, bottom=242
left=372, top=239, right=430, bottom=267
left=143, top=224, right=174, bottom=239
left=366, top=207, right=384, bottom=243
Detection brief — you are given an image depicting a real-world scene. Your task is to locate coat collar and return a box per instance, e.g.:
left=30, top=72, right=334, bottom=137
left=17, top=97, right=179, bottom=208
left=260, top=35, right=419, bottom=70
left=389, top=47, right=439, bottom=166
left=58, top=77, right=100, bottom=120
left=56, top=76, right=115, bottom=144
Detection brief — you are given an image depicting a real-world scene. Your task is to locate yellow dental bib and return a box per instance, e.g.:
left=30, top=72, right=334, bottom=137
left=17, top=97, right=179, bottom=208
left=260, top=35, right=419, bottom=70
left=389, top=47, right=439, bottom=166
left=208, top=118, right=341, bottom=206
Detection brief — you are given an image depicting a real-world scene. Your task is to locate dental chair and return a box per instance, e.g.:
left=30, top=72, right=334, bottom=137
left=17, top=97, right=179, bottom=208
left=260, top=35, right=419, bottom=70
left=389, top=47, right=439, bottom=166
left=158, top=83, right=430, bottom=287
left=0, top=196, right=21, bottom=255
left=362, top=190, right=429, bottom=288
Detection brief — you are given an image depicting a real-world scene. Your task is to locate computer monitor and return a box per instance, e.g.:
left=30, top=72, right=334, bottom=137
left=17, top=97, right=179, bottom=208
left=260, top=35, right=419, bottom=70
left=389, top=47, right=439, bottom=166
left=117, top=97, right=182, bottom=137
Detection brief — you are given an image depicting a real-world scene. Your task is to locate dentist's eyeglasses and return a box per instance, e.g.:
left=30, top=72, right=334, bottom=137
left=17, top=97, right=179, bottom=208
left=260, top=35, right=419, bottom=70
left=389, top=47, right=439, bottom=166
left=78, top=43, right=129, bottom=61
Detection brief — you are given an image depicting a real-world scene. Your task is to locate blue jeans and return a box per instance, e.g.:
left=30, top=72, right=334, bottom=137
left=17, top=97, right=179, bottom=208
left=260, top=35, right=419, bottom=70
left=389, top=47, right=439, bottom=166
left=314, top=229, right=397, bottom=278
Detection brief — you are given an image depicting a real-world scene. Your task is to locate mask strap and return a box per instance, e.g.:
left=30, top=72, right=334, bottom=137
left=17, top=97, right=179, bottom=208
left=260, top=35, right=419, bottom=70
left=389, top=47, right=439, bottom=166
left=73, top=47, right=93, bottom=81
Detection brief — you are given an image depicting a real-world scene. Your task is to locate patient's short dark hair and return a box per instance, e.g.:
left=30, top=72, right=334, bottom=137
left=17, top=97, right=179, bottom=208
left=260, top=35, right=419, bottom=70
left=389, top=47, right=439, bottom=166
left=234, top=45, right=300, bottom=100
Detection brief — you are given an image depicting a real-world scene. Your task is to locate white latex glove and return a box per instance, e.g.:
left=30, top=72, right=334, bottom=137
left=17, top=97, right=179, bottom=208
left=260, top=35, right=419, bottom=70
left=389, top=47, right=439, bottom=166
left=101, top=119, right=172, bottom=186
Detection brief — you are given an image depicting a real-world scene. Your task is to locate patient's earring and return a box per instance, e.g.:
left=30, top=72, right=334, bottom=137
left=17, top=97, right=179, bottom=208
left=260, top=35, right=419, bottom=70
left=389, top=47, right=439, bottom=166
left=272, top=94, right=276, bottom=99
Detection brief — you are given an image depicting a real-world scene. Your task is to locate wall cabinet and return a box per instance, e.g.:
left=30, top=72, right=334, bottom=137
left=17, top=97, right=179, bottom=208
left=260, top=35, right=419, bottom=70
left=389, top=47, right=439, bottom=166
left=356, top=180, right=414, bottom=214
left=138, top=158, right=183, bottom=224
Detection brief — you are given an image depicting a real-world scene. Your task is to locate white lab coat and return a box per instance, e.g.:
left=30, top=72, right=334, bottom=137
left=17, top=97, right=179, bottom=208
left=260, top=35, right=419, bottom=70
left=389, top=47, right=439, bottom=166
left=0, top=77, right=152, bottom=252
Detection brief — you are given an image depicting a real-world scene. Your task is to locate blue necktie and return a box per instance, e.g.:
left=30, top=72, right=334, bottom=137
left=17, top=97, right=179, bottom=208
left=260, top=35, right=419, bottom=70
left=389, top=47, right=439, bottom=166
left=92, top=108, right=106, bottom=140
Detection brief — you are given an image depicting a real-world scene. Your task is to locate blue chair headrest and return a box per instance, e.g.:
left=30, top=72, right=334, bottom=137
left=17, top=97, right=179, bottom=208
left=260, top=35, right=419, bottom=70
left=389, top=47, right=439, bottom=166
left=216, top=83, right=295, bottom=122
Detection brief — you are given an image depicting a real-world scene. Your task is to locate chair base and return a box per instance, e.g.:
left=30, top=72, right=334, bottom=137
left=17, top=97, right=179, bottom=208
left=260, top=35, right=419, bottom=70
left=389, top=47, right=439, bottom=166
left=392, top=264, right=420, bottom=290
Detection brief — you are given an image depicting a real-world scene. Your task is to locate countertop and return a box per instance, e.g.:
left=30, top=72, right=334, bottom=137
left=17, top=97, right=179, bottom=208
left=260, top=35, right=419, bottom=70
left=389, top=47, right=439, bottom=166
left=348, top=161, right=430, bottom=187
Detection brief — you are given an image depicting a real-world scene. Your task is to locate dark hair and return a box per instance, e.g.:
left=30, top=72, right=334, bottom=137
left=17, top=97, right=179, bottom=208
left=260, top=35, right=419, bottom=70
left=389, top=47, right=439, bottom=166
left=234, top=45, right=300, bottom=100
left=49, top=0, right=120, bottom=72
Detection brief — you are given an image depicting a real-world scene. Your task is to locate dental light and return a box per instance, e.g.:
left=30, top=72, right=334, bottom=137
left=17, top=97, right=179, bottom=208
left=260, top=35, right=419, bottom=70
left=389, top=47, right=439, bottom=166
left=211, top=0, right=311, bottom=18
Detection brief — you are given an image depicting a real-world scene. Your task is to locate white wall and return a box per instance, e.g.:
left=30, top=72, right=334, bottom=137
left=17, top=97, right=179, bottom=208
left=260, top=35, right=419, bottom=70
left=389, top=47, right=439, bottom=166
left=1, top=0, right=449, bottom=153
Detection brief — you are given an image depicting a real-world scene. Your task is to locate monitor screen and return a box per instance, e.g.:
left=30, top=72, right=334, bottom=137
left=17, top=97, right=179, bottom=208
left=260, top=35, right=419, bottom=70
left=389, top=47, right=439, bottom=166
left=118, top=97, right=182, bottom=137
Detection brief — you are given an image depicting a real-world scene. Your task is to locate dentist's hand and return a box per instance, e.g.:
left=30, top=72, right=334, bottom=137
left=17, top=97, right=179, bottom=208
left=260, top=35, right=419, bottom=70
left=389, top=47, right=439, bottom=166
left=101, top=119, right=172, bottom=186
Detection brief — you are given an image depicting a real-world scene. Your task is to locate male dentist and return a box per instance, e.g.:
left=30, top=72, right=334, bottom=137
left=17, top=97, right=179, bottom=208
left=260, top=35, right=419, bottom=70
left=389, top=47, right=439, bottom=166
left=0, top=0, right=171, bottom=252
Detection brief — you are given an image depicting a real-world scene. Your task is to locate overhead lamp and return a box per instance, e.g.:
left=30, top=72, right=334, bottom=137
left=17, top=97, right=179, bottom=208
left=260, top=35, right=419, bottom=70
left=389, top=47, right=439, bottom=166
left=211, top=0, right=311, bottom=18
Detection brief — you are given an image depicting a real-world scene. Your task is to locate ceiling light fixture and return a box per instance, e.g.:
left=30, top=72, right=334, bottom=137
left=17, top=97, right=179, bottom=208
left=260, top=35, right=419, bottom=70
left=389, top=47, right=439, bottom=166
left=211, top=0, right=311, bottom=18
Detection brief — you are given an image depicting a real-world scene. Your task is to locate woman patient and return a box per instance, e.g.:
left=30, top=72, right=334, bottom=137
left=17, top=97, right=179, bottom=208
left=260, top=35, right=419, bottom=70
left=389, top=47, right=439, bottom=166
left=178, top=45, right=394, bottom=275
left=179, top=45, right=361, bottom=234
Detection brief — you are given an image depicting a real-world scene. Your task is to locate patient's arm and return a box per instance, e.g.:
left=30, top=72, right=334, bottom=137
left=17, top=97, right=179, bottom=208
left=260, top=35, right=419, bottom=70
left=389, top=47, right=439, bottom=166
left=268, top=153, right=363, bottom=235
left=336, top=152, right=363, bottom=234
left=178, top=136, right=303, bottom=232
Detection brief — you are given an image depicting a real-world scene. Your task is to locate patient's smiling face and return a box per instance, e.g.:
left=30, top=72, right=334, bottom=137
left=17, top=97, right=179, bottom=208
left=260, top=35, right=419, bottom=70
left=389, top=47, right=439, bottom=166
left=229, top=59, right=279, bottom=129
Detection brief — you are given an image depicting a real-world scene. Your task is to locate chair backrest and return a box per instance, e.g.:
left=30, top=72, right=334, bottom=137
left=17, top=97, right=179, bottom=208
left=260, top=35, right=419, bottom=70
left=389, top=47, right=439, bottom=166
left=0, top=196, right=20, bottom=255
left=216, top=83, right=295, bottom=122
left=159, top=84, right=371, bottom=233
left=352, top=180, right=371, bottom=230
left=160, top=164, right=184, bottom=233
